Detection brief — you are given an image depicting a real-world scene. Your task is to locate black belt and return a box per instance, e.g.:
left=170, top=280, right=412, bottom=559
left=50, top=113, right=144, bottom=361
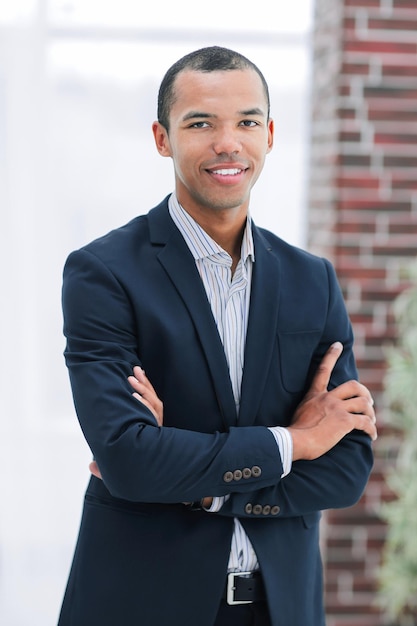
left=222, top=571, right=266, bottom=605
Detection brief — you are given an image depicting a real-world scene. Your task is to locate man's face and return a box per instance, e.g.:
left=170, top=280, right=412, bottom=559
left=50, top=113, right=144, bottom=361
left=152, top=69, right=274, bottom=219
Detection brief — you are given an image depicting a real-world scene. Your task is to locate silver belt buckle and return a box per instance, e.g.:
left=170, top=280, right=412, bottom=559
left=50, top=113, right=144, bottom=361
left=226, top=571, right=254, bottom=605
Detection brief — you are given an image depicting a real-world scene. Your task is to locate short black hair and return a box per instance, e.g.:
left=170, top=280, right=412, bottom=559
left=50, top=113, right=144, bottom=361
left=157, top=46, right=270, bottom=132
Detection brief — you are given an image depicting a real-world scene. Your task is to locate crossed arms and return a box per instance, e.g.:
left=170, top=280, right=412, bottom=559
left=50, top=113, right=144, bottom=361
left=90, top=341, right=377, bottom=509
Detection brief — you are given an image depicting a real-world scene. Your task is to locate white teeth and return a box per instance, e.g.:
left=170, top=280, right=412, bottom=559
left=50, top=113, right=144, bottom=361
left=212, top=168, right=242, bottom=176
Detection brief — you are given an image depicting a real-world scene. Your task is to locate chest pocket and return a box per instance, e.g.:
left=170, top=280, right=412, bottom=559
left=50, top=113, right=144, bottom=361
left=278, top=330, right=322, bottom=393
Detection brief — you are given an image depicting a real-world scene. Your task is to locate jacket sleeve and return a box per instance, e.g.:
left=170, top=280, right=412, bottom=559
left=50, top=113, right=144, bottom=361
left=210, top=430, right=373, bottom=519
left=62, top=248, right=284, bottom=503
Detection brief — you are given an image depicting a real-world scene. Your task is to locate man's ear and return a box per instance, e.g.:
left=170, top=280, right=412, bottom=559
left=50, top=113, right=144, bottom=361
left=152, top=121, right=172, bottom=157
left=266, top=118, right=274, bottom=154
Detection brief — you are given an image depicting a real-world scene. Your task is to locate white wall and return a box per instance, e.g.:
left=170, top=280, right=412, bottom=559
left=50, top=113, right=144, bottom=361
left=0, top=1, right=314, bottom=624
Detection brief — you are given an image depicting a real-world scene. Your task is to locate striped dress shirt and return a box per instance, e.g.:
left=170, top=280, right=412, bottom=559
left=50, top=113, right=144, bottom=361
left=168, top=193, right=292, bottom=573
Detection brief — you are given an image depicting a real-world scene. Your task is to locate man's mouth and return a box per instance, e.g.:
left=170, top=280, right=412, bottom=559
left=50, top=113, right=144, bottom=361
left=210, top=168, right=244, bottom=176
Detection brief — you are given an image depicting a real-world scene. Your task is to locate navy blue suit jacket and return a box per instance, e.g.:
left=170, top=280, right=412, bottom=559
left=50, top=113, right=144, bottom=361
left=58, top=197, right=373, bottom=626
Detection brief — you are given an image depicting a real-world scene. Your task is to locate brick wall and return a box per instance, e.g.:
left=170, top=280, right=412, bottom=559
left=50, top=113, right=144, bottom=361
left=308, top=0, right=417, bottom=624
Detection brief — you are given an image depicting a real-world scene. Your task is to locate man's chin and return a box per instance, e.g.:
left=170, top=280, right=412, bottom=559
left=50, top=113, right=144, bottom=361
left=196, top=193, right=249, bottom=213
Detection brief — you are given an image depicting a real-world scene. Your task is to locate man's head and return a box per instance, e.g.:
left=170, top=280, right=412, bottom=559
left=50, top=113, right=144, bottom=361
left=157, top=46, right=270, bottom=132
left=152, top=46, right=274, bottom=219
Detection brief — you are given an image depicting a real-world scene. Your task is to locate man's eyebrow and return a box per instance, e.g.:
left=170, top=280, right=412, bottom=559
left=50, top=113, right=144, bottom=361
left=182, top=108, right=266, bottom=122
left=182, top=111, right=216, bottom=122
left=239, top=108, right=265, bottom=117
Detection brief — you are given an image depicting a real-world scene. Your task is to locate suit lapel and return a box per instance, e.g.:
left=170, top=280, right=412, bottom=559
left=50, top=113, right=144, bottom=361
left=148, top=201, right=237, bottom=429
left=238, top=226, right=281, bottom=426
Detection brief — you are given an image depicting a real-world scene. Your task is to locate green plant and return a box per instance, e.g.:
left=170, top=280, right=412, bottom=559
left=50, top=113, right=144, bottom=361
left=378, top=261, right=417, bottom=625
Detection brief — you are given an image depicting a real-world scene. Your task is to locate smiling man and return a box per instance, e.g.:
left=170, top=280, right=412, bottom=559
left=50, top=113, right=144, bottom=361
left=58, top=46, right=376, bottom=626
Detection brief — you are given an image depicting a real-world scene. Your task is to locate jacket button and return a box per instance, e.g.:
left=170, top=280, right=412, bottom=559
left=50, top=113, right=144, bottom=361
left=251, top=466, right=262, bottom=477
left=245, top=503, right=253, bottom=514
left=262, top=505, right=271, bottom=515
left=233, top=469, right=243, bottom=481
left=253, top=504, right=263, bottom=515
left=271, top=506, right=281, bottom=516
left=242, top=467, right=252, bottom=479
left=223, top=471, right=234, bottom=483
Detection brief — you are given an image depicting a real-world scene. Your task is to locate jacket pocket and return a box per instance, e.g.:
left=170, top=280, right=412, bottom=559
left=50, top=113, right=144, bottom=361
left=278, top=330, right=322, bottom=393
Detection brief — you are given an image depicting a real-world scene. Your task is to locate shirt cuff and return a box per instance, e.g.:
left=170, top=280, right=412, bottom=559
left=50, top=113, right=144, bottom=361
left=268, top=426, right=293, bottom=477
left=204, top=494, right=230, bottom=513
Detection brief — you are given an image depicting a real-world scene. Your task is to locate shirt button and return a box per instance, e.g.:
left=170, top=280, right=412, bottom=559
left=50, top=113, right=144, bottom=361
left=271, top=506, right=281, bottom=516
left=223, top=471, right=234, bottom=483
left=242, top=468, right=252, bottom=479
left=233, top=469, right=243, bottom=481
left=253, top=504, right=263, bottom=515
left=262, top=505, right=271, bottom=515
left=251, top=466, right=262, bottom=478
left=245, top=503, right=253, bottom=514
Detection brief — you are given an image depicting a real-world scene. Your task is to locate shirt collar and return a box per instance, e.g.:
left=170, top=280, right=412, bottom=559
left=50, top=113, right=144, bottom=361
left=168, top=192, right=255, bottom=265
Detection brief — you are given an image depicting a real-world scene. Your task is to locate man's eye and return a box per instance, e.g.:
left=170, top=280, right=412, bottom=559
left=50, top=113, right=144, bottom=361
left=240, top=120, right=259, bottom=127
left=190, top=121, right=209, bottom=128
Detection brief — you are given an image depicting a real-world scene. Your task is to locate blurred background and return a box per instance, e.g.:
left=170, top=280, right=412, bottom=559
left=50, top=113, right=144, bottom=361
left=0, top=1, right=314, bottom=625
left=1, top=1, right=417, bottom=625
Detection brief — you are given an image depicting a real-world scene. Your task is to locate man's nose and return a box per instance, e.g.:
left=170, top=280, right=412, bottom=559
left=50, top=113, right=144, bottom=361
left=212, top=127, right=242, bottom=155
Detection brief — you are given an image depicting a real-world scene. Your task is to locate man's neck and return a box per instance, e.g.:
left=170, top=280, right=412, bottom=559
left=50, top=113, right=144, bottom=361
left=177, top=200, right=248, bottom=266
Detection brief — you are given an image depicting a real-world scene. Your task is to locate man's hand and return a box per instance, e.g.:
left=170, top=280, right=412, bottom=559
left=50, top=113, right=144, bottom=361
left=288, top=342, right=377, bottom=461
left=128, top=366, right=164, bottom=427
left=89, top=366, right=163, bottom=481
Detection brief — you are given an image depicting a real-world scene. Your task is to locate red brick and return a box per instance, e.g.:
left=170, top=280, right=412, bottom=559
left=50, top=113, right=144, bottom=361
left=338, top=199, right=411, bottom=211
left=338, top=154, right=372, bottom=166
left=368, top=18, right=417, bottom=31
left=364, top=86, right=417, bottom=99
left=382, top=64, right=417, bottom=77
left=384, top=154, right=417, bottom=167
left=391, top=176, right=417, bottom=190
left=371, top=243, right=417, bottom=257
left=344, top=40, right=417, bottom=54
left=326, top=619, right=384, bottom=626
left=345, top=0, right=380, bottom=6
left=341, top=62, right=370, bottom=76
left=326, top=602, right=381, bottom=616
left=389, top=221, right=417, bottom=233
left=340, top=131, right=362, bottom=142
left=335, top=222, right=376, bottom=234
left=338, top=107, right=358, bottom=119
left=393, top=0, right=417, bottom=7
left=368, top=109, right=417, bottom=121
left=340, top=84, right=352, bottom=97
left=374, top=132, right=417, bottom=145
left=336, top=176, right=380, bottom=190
left=336, top=267, right=386, bottom=280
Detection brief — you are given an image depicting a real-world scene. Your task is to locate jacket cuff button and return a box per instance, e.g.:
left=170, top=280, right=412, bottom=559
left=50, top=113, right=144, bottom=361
left=245, top=503, right=253, bottom=514
left=242, top=468, right=252, bottom=479
left=271, top=506, right=281, bottom=516
left=251, top=466, right=262, bottom=477
left=233, top=469, right=243, bottom=481
left=262, top=505, right=271, bottom=515
left=223, top=471, right=234, bottom=483
left=253, top=504, right=263, bottom=515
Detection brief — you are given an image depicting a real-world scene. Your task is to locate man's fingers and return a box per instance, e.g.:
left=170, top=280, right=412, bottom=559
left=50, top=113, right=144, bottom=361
left=128, top=367, right=164, bottom=426
left=132, top=366, right=156, bottom=391
left=331, top=379, right=374, bottom=405
left=89, top=460, right=102, bottom=480
left=352, top=413, right=378, bottom=441
left=345, top=395, right=376, bottom=419
left=132, top=392, right=161, bottom=424
left=309, top=342, right=343, bottom=393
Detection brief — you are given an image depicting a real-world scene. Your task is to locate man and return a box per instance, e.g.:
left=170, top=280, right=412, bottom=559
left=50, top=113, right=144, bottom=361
left=58, top=46, right=377, bottom=626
